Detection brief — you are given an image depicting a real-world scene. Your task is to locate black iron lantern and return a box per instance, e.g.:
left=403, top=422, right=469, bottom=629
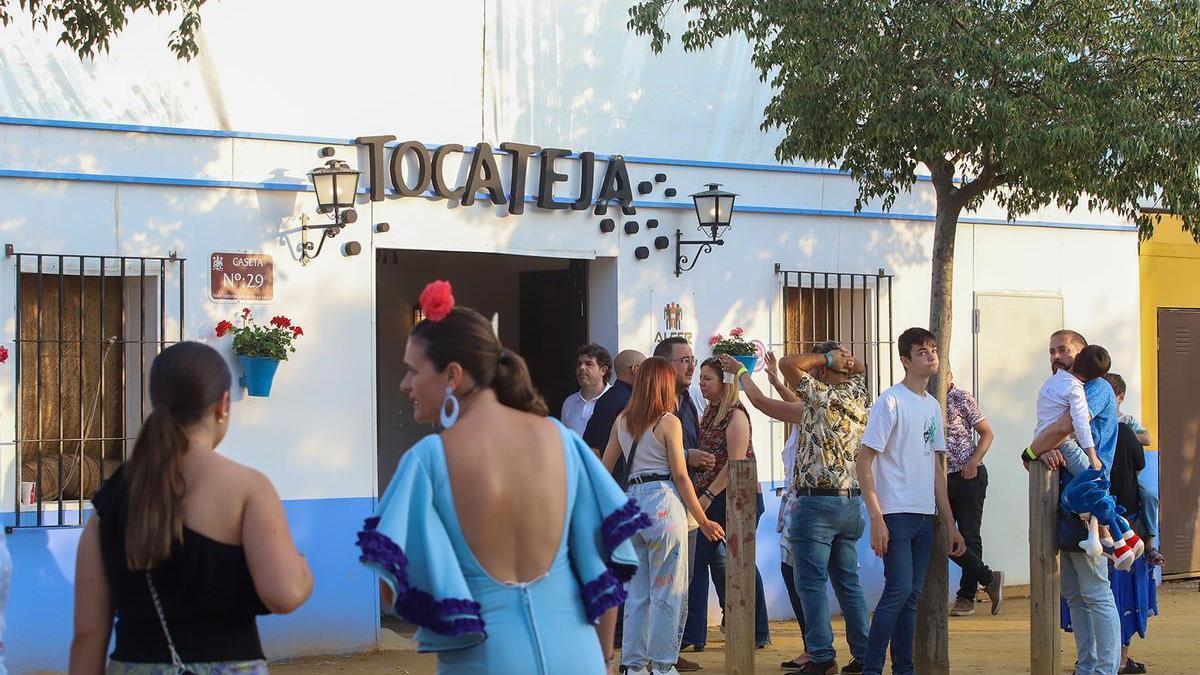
left=675, top=183, right=738, bottom=276
left=299, top=147, right=362, bottom=265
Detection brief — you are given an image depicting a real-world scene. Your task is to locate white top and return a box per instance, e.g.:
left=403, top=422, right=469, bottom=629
left=616, top=416, right=672, bottom=478
left=1034, top=369, right=1094, bottom=449
left=560, top=383, right=612, bottom=436
left=860, top=383, right=947, bottom=516
left=781, top=425, right=800, bottom=487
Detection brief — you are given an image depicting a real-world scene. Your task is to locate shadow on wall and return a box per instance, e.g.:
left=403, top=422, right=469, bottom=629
left=3, top=523, right=78, bottom=672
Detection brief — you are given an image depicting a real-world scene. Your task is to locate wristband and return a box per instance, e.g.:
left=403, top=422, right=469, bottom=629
left=736, top=366, right=748, bottom=378
left=824, top=352, right=834, bottom=367
left=1022, top=446, right=1037, bottom=461
left=702, top=489, right=714, bottom=500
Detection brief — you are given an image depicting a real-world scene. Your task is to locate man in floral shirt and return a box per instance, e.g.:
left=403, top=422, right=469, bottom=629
left=944, top=372, right=1004, bottom=616
left=777, top=342, right=871, bottom=675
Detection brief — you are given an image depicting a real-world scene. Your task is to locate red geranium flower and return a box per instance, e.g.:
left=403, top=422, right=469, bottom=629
left=242, top=308, right=251, bottom=318
left=419, top=280, right=456, bottom=322
left=730, top=327, right=744, bottom=338
left=215, top=320, right=234, bottom=338
left=0, top=345, right=8, bottom=364
left=270, top=316, right=292, bottom=329
left=709, top=334, right=723, bottom=346
left=292, top=326, right=304, bottom=336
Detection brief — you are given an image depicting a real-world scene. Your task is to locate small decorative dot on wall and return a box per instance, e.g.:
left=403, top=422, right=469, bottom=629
left=624, top=221, right=640, bottom=235
left=654, top=236, right=670, bottom=250
left=594, top=203, right=608, bottom=216
left=622, top=204, right=638, bottom=215
left=664, top=188, right=677, bottom=198
left=634, top=246, right=650, bottom=260
left=654, top=173, right=667, bottom=183
left=375, top=222, right=391, bottom=233
left=600, top=218, right=616, bottom=233
left=638, top=181, right=653, bottom=195
left=647, top=218, right=659, bottom=229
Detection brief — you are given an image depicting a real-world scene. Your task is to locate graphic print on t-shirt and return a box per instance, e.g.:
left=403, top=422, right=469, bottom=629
left=923, top=415, right=938, bottom=456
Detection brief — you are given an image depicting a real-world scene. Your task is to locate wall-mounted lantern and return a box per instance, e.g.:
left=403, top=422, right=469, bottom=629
left=299, top=147, right=361, bottom=265
left=675, top=183, right=738, bottom=276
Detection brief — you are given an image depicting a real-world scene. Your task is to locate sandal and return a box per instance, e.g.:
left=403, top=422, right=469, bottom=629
left=782, top=654, right=813, bottom=669
left=1147, top=547, right=1166, bottom=567
left=1119, top=658, right=1147, bottom=674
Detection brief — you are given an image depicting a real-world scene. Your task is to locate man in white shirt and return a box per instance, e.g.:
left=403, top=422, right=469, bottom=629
left=856, top=327, right=965, bottom=675
left=560, top=343, right=612, bottom=436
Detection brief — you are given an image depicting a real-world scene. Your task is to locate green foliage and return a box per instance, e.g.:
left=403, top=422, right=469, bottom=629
left=628, top=0, right=1200, bottom=239
left=0, top=0, right=208, bottom=60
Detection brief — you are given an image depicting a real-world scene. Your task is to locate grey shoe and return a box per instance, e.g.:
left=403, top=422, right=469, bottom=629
left=985, top=570, right=1005, bottom=615
left=950, top=597, right=976, bottom=616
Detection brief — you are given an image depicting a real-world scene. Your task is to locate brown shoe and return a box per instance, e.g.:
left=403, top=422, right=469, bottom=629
left=950, top=597, right=976, bottom=616
left=675, top=656, right=702, bottom=672
left=985, top=570, right=1005, bottom=615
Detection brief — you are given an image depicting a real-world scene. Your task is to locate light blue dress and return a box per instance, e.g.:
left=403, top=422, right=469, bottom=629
left=357, top=420, right=648, bottom=675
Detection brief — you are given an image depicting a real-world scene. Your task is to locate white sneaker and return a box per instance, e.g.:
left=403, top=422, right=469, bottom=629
left=651, top=668, right=681, bottom=675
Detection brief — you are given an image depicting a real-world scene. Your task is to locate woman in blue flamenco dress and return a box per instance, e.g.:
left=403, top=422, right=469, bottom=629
left=357, top=281, right=649, bottom=675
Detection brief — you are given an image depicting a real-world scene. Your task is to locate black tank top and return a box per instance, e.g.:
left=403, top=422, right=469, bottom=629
left=92, top=468, right=270, bottom=663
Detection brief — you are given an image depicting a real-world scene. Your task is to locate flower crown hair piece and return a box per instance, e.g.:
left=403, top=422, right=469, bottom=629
left=419, top=280, right=456, bottom=322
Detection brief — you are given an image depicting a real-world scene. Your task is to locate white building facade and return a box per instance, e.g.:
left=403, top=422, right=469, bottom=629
left=0, top=1, right=1140, bottom=670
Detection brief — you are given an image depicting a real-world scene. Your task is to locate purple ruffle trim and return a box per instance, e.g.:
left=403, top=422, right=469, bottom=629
left=601, top=498, right=652, bottom=582
left=581, top=569, right=628, bottom=623
left=357, top=517, right=486, bottom=637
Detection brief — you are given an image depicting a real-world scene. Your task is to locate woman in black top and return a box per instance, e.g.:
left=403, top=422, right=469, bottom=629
left=70, top=342, right=313, bottom=674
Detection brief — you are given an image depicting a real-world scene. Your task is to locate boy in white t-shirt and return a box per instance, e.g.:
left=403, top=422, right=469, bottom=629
left=856, top=327, right=965, bottom=675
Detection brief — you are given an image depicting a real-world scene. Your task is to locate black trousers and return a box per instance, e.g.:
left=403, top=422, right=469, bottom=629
left=781, top=561, right=808, bottom=650
left=947, top=464, right=994, bottom=600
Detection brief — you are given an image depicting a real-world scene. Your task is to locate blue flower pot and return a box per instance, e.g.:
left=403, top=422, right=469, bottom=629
left=239, top=355, right=280, bottom=397
left=733, top=355, right=758, bottom=374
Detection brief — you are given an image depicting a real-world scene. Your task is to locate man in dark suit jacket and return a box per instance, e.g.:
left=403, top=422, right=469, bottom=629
left=582, top=349, right=645, bottom=487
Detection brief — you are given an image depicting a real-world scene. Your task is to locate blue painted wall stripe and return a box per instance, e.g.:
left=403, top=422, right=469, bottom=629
left=0, top=168, right=1136, bottom=233
left=2, top=496, right=378, bottom=673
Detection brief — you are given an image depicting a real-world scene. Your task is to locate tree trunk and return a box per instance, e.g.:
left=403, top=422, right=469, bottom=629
left=913, top=190, right=961, bottom=675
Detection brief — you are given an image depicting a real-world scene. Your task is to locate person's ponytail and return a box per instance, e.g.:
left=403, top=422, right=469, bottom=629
left=493, top=349, right=549, bottom=416
left=125, top=406, right=189, bottom=570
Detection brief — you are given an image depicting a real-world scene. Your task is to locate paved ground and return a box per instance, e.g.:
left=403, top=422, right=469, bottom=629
left=276, top=581, right=1200, bottom=674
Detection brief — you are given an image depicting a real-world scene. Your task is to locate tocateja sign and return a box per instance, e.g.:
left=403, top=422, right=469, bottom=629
left=354, top=136, right=636, bottom=215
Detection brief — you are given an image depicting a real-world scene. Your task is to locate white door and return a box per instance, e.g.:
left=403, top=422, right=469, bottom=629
left=972, top=293, right=1064, bottom=587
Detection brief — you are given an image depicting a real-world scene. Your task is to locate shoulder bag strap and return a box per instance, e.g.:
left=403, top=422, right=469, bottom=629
left=145, top=572, right=192, bottom=675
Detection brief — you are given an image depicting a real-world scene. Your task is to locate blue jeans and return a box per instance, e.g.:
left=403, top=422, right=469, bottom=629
left=864, top=513, right=934, bottom=675
left=1137, top=474, right=1159, bottom=539
left=622, top=482, right=690, bottom=672
left=682, top=493, right=770, bottom=646
left=1060, top=552, right=1121, bottom=675
left=788, top=495, right=870, bottom=664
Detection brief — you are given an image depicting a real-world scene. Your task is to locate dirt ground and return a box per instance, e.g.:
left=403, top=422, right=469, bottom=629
left=276, top=581, right=1200, bottom=675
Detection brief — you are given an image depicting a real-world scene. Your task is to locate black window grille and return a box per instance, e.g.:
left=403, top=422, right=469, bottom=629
left=6, top=249, right=185, bottom=530
left=766, top=265, right=895, bottom=487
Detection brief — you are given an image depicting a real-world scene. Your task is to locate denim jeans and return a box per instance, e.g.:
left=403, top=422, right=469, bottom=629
left=788, top=495, right=870, bottom=664
left=1137, top=473, right=1159, bottom=539
left=682, top=493, right=770, bottom=646
left=1060, top=438, right=1093, bottom=478
left=864, top=513, right=934, bottom=675
left=0, top=531, right=9, bottom=675
left=780, top=561, right=808, bottom=649
left=947, top=466, right=995, bottom=600
left=622, top=482, right=690, bottom=672
left=1060, top=552, right=1121, bottom=675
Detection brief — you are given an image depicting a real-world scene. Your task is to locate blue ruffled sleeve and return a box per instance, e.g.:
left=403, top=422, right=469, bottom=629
left=356, top=437, right=486, bottom=652
left=561, top=422, right=652, bottom=623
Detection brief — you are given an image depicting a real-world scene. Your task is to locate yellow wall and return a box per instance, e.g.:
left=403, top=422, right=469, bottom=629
left=1139, top=215, right=1200, bottom=447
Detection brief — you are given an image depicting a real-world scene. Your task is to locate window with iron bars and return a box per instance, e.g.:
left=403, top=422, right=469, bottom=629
left=765, top=265, right=895, bottom=488
left=6, top=250, right=185, bottom=530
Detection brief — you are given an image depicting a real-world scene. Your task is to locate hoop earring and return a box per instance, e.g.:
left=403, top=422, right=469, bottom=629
left=440, top=386, right=460, bottom=429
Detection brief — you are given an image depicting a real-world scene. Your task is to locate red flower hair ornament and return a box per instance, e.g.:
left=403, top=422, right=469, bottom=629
left=419, top=280, right=456, bottom=322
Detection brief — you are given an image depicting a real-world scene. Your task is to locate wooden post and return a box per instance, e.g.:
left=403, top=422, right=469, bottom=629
left=725, top=458, right=757, bottom=675
left=1029, top=461, right=1061, bottom=675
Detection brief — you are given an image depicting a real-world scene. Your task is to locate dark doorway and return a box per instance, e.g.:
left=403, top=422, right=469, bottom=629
left=519, top=260, right=589, bottom=417
left=375, top=250, right=588, bottom=495
left=1158, top=308, right=1200, bottom=576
